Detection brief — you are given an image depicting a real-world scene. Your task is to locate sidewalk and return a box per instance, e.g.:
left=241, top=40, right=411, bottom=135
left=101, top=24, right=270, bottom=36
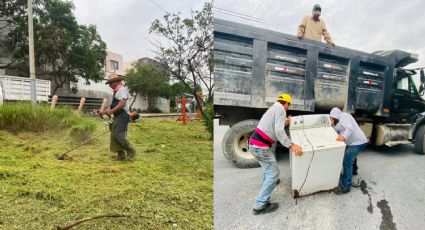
left=140, top=113, right=196, bottom=118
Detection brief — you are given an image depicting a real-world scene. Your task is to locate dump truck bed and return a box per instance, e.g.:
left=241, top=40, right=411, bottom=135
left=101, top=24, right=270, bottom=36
left=213, top=18, right=415, bottom=117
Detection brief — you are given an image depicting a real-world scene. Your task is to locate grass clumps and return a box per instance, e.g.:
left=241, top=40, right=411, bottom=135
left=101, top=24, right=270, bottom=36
left=0, top=118, right=213, bottom=229
left=0, top=102, right=96, bottom=140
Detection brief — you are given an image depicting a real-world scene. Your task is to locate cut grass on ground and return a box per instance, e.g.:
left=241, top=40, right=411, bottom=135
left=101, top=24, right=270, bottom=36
left=0, top=118, right=213, bottom=229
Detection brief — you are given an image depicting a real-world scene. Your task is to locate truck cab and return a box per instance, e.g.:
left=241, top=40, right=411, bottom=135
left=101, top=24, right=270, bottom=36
left=392, top=69, right=425, bottom=120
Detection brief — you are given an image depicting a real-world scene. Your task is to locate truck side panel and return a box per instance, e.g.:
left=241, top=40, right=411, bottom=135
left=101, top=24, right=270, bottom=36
left=214, top=18, right=390, bottom=117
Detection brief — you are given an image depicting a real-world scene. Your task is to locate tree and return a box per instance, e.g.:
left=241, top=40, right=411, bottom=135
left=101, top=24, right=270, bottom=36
left=149, top=1, right=213, bottom=114
left=169, top=81, right=202, bottom=110
left=170, top=81, right=201, bottom=98
left=0, top=0, right=29, bottom=69
left=125, top=62, right=170, bottom=111
left=0, top=0, right=27, bottom=34
left=2, top=0, right=107, bottom=95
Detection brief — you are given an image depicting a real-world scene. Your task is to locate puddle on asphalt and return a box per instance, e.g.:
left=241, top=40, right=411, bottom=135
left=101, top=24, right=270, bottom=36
left=359, top=180, right=373, bottom=214
left=377, top=199, right=397, bottom=230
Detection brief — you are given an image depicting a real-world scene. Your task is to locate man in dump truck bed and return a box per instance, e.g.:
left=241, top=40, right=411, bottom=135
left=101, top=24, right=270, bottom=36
left=297, top=4, right=335, bottom=46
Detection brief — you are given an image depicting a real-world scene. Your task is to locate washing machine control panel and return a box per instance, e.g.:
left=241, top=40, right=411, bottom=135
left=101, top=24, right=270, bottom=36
left=289, top=114, right=331, bottom=130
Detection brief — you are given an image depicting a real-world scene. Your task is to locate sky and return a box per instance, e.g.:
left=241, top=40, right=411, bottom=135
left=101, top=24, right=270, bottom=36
left=214, top=0, right=425, bottom=70
left=72, top=0, right=207, bottom=63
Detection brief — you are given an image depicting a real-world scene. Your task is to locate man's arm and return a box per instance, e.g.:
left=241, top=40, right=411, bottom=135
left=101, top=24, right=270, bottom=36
left=111, top=99, right=126, bottom=114
left=339, top=114, right=353, bottom=141
left=322, top=21, right=335, bottom=46
left=297, top=16, right=307, bottom=39
left=274, top=109, right=303, bottom=155
left=274, top=109, right=292, bottom=148
left=103, top=99, right=126, bottom=116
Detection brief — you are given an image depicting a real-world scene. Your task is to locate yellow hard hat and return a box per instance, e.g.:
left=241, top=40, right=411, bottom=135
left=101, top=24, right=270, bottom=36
left=277, top=93, right=292, bottom=103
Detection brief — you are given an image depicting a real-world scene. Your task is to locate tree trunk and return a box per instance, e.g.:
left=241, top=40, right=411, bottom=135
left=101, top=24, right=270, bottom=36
left=129, top=92, right=137, bottom=111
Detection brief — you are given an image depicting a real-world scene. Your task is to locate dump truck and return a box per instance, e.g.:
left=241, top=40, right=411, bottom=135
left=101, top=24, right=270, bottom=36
left=213, top=18, right=425, bottom=168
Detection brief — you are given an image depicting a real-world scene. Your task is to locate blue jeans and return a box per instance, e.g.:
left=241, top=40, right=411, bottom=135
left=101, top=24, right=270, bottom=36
left=249, top=144, right=279, bottom=210
left=342, top=144, right=367, bottom=189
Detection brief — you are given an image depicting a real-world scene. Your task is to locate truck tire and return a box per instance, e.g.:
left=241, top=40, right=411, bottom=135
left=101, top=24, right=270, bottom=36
left=222, top=119, right=260, bottom=168
left=414, top=125, right=425, bottom=155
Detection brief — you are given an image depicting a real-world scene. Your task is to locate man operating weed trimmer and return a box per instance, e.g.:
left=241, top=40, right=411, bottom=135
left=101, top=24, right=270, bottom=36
left=100, top=73, right=137, bottom=161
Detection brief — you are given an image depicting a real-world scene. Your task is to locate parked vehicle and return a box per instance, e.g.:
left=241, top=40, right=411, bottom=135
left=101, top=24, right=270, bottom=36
left=0, top=75, right=51, bottom=102
left=213, top=18, right=425, bottom=168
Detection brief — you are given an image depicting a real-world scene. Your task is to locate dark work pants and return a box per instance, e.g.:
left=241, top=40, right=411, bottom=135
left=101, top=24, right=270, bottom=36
left=342, top=144, right=367, bottom=189
left=110, top=112, right=136, bottom=156
left=353, top=158, right=358, bottom=173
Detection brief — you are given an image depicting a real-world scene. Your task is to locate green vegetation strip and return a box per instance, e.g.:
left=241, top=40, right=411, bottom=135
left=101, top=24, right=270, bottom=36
left=0, top=118, right=213, bottom=229
left=0, top=103, right=96, bottom=141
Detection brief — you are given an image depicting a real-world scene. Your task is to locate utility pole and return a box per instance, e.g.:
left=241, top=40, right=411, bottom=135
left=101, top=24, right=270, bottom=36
left=28, top=0, right=37, bottom=104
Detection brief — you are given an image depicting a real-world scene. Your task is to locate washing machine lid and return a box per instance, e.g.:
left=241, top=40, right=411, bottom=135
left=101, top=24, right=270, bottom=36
left=304, top=127, right=346, bottom=148
left=289, top=115, right=345, bottom=149
left=290, top=129, right=314, bottom=151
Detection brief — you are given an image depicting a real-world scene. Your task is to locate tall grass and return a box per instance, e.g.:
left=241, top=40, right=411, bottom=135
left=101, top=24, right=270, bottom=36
left=202, top=103, right=213, bottom=137
left=0, top=102, right=96, bottom=140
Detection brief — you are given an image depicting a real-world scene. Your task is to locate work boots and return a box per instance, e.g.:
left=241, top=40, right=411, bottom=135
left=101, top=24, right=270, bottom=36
left=117, top=150, right=126, bottom=161
left=127, top=149, right=137, bottom=160
left=252, top=203, right=279, bottom=215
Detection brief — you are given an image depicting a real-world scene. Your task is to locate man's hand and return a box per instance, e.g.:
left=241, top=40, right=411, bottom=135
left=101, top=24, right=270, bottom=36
left=285, top=116, right=291, bottom=126
left=331, top=42, right=336, bottom=47
left=290, top=144, right=303, bottom=156
left=336, top=135, right=345, bottom=142
left=102, top=109, right=113, bottom=117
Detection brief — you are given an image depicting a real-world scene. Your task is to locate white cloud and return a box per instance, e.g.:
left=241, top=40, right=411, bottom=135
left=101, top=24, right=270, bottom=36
left=72, top=0, right=208, bottom=62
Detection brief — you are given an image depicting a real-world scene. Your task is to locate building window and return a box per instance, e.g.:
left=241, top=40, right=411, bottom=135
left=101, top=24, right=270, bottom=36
left=110, top=60, right=119, bottom=71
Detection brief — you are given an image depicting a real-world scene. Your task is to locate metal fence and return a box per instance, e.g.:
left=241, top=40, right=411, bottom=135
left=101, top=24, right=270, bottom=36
left=0, top=75, right=51, bottom=102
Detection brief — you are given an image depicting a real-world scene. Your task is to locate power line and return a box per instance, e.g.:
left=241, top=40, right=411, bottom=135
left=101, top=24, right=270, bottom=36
left=254, top=0, right=266, bottom=12
left=214, top=6, right=340, bottom=41
left=214, top=7, right=266, bottom=22
left=149, top=0, right=167, bottom=13
left=214, top=10, right=266, bottom=24
left=214, top=7, right=297, bottom=32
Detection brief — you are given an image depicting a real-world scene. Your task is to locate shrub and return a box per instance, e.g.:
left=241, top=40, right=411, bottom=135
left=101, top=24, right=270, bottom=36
left=69, top=119, right=97, bottom=142
left=202, top=103, right=213, bottom=137
left=0, top=102, right=96, bottom=140
left=144, top=106, right=162, bottom=113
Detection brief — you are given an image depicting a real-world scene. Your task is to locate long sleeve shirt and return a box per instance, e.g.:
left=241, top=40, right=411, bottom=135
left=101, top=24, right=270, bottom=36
left=250, top=102, right=293, bottom=148
left=297, top=15, right=334, bottom=45
left=333, top=113, right=367, bottom=146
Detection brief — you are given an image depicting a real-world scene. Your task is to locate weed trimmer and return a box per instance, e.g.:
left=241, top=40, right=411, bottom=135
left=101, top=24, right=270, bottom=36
left=57, top=115, right=112, bottom=160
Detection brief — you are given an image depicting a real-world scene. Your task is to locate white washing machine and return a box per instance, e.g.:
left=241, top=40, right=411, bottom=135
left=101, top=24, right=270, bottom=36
left=289, top=114, right=346, bottom=198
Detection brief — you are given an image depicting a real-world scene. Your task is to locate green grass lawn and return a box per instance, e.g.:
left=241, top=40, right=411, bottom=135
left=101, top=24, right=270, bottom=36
left=0, top=118, right=213, bottom=229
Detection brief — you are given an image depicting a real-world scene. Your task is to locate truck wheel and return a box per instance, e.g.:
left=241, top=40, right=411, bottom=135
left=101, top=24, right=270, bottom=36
left=414, top=125, right=425, bottom=155
left=222, top=119, right=260, bottom=168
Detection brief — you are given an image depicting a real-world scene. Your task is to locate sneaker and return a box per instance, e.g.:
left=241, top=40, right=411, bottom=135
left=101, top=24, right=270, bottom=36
left=334, top=186, right=350, bottom=195
left=252, top=203, right=278, bottom=215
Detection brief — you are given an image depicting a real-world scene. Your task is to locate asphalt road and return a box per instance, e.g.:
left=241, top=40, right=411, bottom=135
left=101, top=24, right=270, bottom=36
left=214, top=119, right=425, bottom=230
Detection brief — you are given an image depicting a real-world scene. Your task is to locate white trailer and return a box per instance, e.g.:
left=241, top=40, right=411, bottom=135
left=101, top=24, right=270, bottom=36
left=0, top=75, right=51, bottom=102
